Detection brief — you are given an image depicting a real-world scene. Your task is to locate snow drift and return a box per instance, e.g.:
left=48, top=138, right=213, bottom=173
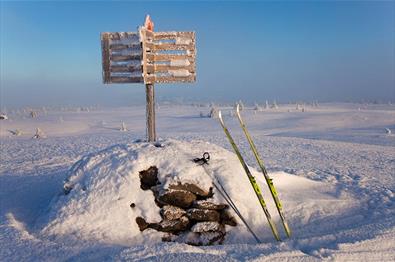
left=41, top=139, right=353, bottom=246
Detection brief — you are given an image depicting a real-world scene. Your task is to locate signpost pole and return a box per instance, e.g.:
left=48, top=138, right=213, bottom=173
left=144, top=15, right=156, bottom=142
left=146, top=83, right=156, bottom=142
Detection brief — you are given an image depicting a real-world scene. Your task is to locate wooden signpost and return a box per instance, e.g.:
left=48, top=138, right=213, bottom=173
left=101, top=15, right=196, bottom=142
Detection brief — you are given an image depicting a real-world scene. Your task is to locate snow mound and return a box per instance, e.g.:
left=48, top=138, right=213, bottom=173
left=41, top=139, right=351, bottom=246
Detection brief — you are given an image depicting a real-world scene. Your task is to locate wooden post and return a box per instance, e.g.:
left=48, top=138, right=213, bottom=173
left=143, top=15, right=156, bottom=142
left=146, top=83, right=156, bottom=142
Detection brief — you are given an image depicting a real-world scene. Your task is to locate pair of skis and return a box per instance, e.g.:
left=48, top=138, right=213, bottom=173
left=218, top=104, right=291, bottom=241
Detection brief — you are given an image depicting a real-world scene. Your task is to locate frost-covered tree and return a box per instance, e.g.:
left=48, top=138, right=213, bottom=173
left=265, top=100, right=269, bottom=109
left=120, top=122, right=128, bottom=132
left=253, top=103, right=263, bottom=112
left=271, top=100, right=278, bottom=109
left=32, top=128, right=46, bottom=139
left=209, top=107, right=219, bottom=118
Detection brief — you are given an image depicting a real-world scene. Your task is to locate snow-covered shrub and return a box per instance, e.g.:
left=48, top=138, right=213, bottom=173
left=264, top=100, right=269, bottom=109
left=32, top=128, right=46, bottom=139
left=0, top=113, right=8, bottom=120
left=120, top=122, right=128, bottom=132
left=209, top=107, right=219, bottom=118
left=271, top=100, right=278, bottom=109
left=253, top=103, right=263, bottom=112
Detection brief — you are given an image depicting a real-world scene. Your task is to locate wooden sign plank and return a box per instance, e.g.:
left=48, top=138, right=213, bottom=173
left=106, top=32, right=139, bottom=41
left=153, top=31, right=195, bottom=40
left=146, top=42, right=194, bottom=51
left=111, top=64, right=142, bottom=73
left=110, top=43, right=141, bottom=51
left=145, top=74, right=196, bottom=84
left=146, top=64, right=195, bottom=74
left=110, top=76, right=143, bottom=83
left=146, top=53, right=195, bottom=62
left=110, top=54, right=142, bottom=62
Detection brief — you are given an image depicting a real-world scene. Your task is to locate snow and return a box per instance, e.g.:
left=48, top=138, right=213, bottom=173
left=0, top=103, right=394, bottom=261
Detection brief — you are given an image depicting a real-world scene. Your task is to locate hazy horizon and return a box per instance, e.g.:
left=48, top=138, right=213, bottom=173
left=1, top=1, right=394, bottom=109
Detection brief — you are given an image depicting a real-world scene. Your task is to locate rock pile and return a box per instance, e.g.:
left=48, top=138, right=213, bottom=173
left=135, top=166, right=237, bottom=245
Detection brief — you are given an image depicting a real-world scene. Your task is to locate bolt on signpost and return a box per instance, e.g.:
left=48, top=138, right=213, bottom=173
left=101, top=15, right=196, bottom=142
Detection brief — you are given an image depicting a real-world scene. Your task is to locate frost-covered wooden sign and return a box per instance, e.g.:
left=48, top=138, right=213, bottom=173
left=101, top=28, right=196, bottom=84
left=100, top=15, right=196, bottom=142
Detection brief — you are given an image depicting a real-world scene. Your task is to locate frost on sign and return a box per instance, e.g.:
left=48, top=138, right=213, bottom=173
left=101, top=30, right=196, bottom=84
left=101, top=32, right=143, bottom=84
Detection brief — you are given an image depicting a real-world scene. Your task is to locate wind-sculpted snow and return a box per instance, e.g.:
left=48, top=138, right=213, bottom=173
left=0, top=103, right=394, bottom=261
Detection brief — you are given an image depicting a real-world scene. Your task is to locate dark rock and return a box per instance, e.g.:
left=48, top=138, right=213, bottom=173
left=136, top=216, right=149, bottom=231
left=186, top=232, right=225, bottom=246
left=168, top=182, right=212, bottom=198
left=220, top=210, right=237, bottom=226
left=139, top=166, right=160, bottom=190
left=161, top=205, right=186, bottom=220
left=191, top=222, right=225, bottom=233
left=136, top=216, right=190, bottom=233
left=187, top=208, right=220, bottom=222
left=130, top=203, right=136, bottom=208
left=192, top=200, right=228, bottom=210
left=157, top=189, right=196, bottom=209
left=157, top=216, right=190, bottom=232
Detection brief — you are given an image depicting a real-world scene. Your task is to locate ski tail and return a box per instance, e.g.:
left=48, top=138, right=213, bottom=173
left=218, top=111, right=281, bottom=241
left=236, top=104, right=291, bottom=238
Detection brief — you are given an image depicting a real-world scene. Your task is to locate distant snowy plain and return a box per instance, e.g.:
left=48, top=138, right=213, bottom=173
left=0, top=103, right=394, bottom=261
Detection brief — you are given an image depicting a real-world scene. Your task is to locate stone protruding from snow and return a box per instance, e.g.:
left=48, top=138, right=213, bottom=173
left=157, top=189, right=197, bottom=208
left=192, top=200, right=228, bottom=210
left=187, top=208, right=220, bottom=222
left=191, top=222, right=225, bottom=233
left=220, top=209, right=238, bottom=226
left=139, top=166, right=160, bottom=190
left=168, top=182, right=212, bottom=198
left=186, top=231, right=225, bottom=246
left=161, top=205, right=186, bottom=220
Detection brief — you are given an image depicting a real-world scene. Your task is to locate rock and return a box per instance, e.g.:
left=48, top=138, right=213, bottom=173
left=191, top=222, right=225, bottom=233
left=186, top=232, right=225, bottom=246
left=192, top=200, right=228, bottom=210
left=161, top=205, right=186, bottom=220
left=168, top=182, right=212, bottom=198
left=187, top=208, right=220, bottom=222
left=136, top=216, right=149, bottom=231
left=220, top=210, right=237, bottom=226
left=139, top=166, right=160, bottom=190
left=157, top=189, right=196, bottom=209
left=136, top=216, right=190, bottom=233
left=157, top=216, right=190, bottom=232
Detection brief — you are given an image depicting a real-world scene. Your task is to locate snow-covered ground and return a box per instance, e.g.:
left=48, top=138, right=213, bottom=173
left=0, top=103, right=394, bottom=261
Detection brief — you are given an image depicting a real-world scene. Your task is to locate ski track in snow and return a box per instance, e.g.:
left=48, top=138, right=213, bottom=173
left=0, top=103, right=394, bottom=261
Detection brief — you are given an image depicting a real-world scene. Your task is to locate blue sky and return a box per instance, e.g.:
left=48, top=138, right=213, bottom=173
left=1, top=1, right=394, bottom=108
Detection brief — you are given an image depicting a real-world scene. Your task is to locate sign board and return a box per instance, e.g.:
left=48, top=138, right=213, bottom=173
left=100, top=15, right=196, bottom=142
left=101, top=29, right=196, bottom=84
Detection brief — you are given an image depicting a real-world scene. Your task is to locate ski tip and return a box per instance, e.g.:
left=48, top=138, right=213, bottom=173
left=218, top=110, right=222, bottom=119
left=236, top=104, right=242, bottom=119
